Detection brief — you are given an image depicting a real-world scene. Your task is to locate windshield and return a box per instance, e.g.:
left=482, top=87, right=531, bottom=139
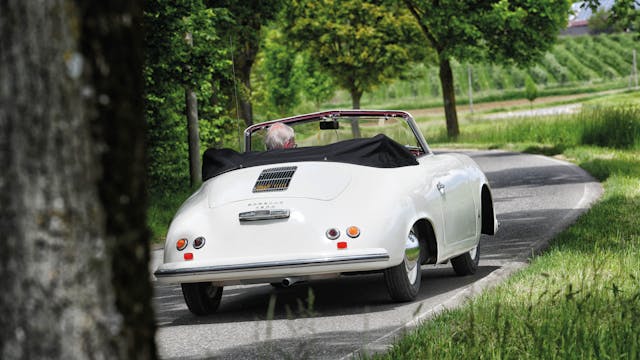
left=249, top=115, right=424, bottom=153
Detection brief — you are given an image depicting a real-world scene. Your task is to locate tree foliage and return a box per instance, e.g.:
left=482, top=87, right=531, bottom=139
left=583, top=0, right=640, bottom=32
left=404, top=0, right=569, bottom=137
left=259, top=28, right=302, bottom=115
left=298, top=53, right=336, bottom=110
left=212, top=0, right=284, bottom=127
left=285, top=0, right=426, bottom=108
left=145, top=0, right=236, bottom=191
left=525, top=75, right=538, bottom=105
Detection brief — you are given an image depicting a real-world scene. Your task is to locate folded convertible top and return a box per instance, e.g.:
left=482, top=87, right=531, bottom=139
left=202, top=134, right=418, bottom=181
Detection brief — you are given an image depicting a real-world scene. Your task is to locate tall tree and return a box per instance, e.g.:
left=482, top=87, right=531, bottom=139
left=404, top=0, right=569, bottom=137
left=145, top=0, right=232, bottom=188
left=1, top=0, right=156, bottom=359
left=285, top=0, right=426, bottom=137
left=214, top=0, right=284, bottom=127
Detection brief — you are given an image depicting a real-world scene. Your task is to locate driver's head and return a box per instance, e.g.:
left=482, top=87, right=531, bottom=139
left=265, top=122, right=296, bottom=150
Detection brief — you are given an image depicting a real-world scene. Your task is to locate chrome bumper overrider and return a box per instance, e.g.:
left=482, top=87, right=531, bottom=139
left=154, top=253, right=390, bottom=279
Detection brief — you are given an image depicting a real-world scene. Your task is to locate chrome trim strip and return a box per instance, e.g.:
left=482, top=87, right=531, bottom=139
left=154, top=253, right=390, bottom=278
left=239, top=209, right=290, bottom=221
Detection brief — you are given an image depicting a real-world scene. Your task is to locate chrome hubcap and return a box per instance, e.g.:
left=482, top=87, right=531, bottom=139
left=404, top=231, right=420, bottom=284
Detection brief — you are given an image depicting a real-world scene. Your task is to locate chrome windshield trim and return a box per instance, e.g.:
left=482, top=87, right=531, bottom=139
left=154, top=253, right=390, bottom=278
left=239, top=209, right=290, bottom=221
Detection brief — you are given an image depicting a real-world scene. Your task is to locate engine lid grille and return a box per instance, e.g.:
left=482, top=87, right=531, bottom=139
left=253, top=166, right=297, bottom=193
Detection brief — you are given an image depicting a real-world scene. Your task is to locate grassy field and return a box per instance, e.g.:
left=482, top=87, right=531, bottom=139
left=370, top=94, right=640, bottom=359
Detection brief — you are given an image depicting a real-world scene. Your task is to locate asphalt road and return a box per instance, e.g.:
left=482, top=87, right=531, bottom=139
left=151, top=151, right=602, bottom=359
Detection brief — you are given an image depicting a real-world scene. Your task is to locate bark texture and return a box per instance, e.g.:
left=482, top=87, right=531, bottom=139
left=0, top=0, right=156, bottom=358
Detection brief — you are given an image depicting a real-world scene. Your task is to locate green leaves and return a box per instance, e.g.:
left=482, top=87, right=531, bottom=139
left=285, top=0, right=426, bottom=106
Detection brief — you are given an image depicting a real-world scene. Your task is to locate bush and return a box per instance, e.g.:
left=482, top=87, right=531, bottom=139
left=525, top=76, right=538, bottom=103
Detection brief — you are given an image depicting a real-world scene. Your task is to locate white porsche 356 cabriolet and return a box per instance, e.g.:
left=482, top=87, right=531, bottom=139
left=155, top=110, right=498, bottom=315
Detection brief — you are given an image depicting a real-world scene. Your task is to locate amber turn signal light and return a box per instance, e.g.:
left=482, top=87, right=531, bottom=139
left=346, top=226, right=360, bottom=238
left=176, top=238, right=188, bottom=251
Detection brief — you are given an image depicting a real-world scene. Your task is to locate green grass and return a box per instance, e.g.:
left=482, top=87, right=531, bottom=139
left=373, top=149, right=640, bottom=359
left=370, top=104, right=640, bottom=359
left=426, top=98, right=640, bottom=151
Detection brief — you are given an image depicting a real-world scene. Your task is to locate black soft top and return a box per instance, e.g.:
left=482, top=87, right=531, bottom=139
left=202, top=134, right=419, bottom=181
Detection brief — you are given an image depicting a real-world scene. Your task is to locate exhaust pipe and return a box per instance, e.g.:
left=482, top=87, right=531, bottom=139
left=281, top=277, right=303, bottom=287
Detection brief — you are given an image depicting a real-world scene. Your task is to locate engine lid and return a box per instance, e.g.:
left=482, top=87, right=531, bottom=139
left=207, top=162, right=351, bottom=208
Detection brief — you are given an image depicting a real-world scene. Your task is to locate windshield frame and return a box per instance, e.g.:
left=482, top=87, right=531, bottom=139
left=243, top=110, right=431, bottom=154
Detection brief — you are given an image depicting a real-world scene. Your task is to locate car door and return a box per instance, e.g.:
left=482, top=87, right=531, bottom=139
left=423, top=154, right=477, bottom=247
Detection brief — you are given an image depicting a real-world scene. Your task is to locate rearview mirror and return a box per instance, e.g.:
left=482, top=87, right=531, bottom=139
left=320, top=120, right=339, bottom=130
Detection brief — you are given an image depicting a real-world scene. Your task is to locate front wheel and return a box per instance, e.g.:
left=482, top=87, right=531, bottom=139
left=181, top=282, right=223, bottom=315
left=451, top=241, right=480, bottom=276
left=384, top=230, right=421, bottom=301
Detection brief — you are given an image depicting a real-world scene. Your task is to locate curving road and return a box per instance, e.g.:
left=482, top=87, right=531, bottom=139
left=151, top=151, right=602, bottom=359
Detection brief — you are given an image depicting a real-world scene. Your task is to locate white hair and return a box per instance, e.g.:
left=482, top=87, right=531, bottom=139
left=265, top=123, right=295, bottom=150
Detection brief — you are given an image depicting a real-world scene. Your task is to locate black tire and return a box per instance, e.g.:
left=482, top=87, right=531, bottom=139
left=451, top=242, right=480, bottom=276
left=181, top=282, right=223, bottom=315
left=384, top=230, right=421, bottom=302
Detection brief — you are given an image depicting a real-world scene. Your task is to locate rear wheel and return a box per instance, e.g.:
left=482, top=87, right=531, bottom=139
left=384, top=230, right=421, bottom=301
left=451, top=241, right=480, bottom=276
left=181, top=282, right=223, bottom=315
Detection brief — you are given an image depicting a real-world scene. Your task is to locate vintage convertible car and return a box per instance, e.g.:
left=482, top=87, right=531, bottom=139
left=154, top=110, right=498, bottom=315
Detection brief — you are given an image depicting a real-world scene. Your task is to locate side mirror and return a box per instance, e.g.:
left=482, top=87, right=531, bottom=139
left=320, top=120, right=339, bottom=130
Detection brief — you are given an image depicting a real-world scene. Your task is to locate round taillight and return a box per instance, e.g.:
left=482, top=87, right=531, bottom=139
left=176, top=238, right=188, bottom=251
left=346, top=226, right=360, bottom=238
left=193, top=236, right=206, bottom=249
left=326, top=228, right=340, bottom=240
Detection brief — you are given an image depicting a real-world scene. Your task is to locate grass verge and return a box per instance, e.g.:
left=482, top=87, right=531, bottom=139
left=371, top=104, right=640, bottom=359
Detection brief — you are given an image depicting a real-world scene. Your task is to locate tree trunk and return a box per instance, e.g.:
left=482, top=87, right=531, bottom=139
left=350, top=89, right=362, bottom=138
left=238, top=79, right=253, bottom=128
left=185, top=86, right=202, bottom=187
left=235, top=45, right=257, bottom=128
left=438, top=55, right=460, bottom=138
left=0, top=1, right=156, bottom=359
left=184, top=31, right=201, bottom=187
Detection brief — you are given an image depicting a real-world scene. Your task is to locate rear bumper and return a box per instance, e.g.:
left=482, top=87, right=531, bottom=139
left=154, top=251, right=390, bottom=284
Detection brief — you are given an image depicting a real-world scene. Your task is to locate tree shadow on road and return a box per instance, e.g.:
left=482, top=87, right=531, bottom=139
left=153, top=265, right=499, bottom=327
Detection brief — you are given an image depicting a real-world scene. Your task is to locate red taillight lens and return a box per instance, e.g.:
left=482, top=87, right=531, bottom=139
left=337, top=241, right=347, bottom=249
left=176, top=238, right=188, bottom=251
left=346, top=226, right=360, bottom=238
left=326, top=228, right=340, bottom=240
left=184, top=252, right=193, bottom=260
left=193, top=236, right=206, bottom=249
